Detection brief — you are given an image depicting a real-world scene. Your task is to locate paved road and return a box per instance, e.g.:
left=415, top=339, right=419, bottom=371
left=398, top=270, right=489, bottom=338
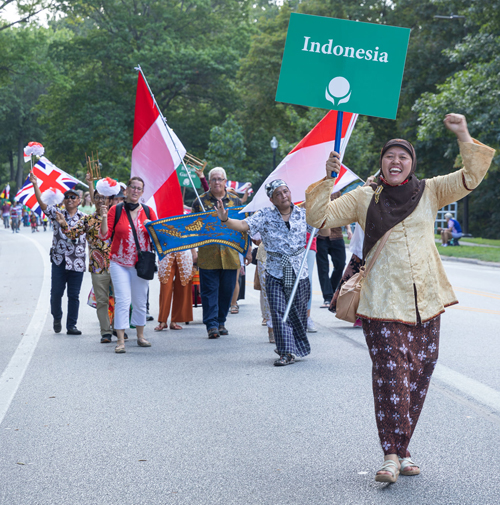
left=1, top=226, right=499, bottom=505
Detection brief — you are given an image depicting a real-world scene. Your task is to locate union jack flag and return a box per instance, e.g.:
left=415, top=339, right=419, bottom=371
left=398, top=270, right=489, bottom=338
left=226, top=180, right=253, bottom=195
left=15, top=157, right=81, bottom=216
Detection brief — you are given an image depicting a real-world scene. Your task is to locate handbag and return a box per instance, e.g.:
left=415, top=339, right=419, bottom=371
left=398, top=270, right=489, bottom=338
left=125, top=207, right=156, bottom=280
left=336, top=229, right=392, bottom=323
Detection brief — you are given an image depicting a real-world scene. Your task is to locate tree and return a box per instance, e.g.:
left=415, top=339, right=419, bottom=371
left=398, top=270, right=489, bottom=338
left=0, top=26, right=65, bottom=192
left=413, top=1, right=500, bottom=237
left=205, top=116, right=247, bottom=180
left=0, top=0, right=54, bottom=31
left=36, top=0, right=253, bottom=179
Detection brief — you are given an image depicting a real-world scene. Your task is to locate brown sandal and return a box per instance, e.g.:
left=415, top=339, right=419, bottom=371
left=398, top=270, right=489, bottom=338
left=154, top=322, right=167, bottom=332
left=169, top=323, right=183, bottom=330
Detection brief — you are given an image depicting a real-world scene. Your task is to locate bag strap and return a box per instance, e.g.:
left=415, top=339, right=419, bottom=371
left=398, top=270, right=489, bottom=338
left=111, top=202, right=124, bottom=242
left=363, top=228, right=393, bottom=277
left=124, top=206, right=143, bottom=255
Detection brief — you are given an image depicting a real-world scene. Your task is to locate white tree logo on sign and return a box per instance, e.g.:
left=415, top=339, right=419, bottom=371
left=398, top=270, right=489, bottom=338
left=325, top=76, right=351, bottom=106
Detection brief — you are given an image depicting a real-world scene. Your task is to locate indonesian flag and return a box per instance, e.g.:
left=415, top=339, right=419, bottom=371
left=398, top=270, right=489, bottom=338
left=131, top=72, right=185, bottom=219
left=15, top=157, right=82, bottom=216
left=243, top=111, right=359, bottom=213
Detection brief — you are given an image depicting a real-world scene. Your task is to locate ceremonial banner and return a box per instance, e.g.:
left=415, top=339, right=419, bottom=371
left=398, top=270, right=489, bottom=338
left=15, top=157, right=81, bottom=216
left=146, top=206, right=250, bottom=261
left=131, top=72, right=185, bottom=219
left=276, top=13, right=410, bottom=119
left=243, top=110, right=359, bottom=213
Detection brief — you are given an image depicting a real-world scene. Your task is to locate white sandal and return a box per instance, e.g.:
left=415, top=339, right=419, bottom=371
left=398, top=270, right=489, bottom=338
left=375, top=459, right=399, bottom=483
left=399, top=457, right=420, bottom=476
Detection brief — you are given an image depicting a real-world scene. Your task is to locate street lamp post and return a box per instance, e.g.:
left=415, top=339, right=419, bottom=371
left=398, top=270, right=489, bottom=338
left=270, top=136, right=278, bottom=169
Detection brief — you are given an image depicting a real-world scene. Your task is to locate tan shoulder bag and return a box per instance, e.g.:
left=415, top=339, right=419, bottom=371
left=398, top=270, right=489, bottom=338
left=335, top=229, right=393, bottom=323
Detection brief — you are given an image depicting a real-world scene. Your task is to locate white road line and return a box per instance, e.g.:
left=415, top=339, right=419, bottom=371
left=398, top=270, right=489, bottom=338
left=336, top=327, right=500, bottom=414
left=434, top=363, right=500, bottom=413
left=0, top=233, right=50, bottom=426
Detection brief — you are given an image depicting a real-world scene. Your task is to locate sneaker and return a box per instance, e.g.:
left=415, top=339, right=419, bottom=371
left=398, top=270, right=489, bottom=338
left=100, top=334, right=112, bottom=343
left=208, top=327, right=220, bottom=339
left=53, top=319, right=62, bottom=334
left=274, top=354, right=295, bottom=366
left=146, top=313, right=154, bottom=321
left=442, top=243, right=448, bottom=247
left=218, top=325, right=229, bottom=336
left=307, top=317, right=317, bottom=333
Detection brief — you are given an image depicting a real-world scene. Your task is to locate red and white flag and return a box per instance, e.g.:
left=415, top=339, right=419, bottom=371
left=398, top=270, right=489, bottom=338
left=243, top=111, right=359, bottom=213
left=131, top=72, right=185, bottom=219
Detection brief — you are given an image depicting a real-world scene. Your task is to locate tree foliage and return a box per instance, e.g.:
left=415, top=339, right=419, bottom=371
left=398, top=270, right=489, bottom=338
left=0, top=0, right=498, bottom=236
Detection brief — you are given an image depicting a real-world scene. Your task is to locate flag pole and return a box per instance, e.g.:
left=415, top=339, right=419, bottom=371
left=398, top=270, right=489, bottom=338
left=283, top=109, right=345, bottom=321
left=282, top=228, right=317, bottom=322
left=329, top=110, right=343, bottom=179
left=134, top=65, right=205, bottom=212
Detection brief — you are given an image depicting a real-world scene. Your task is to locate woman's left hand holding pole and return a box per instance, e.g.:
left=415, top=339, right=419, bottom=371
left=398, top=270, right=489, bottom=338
left=325, top=151, right=341, bottom=178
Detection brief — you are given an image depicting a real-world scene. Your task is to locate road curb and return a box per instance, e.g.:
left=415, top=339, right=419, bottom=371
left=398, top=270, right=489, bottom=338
left=440, top=255, right=500, bottom=268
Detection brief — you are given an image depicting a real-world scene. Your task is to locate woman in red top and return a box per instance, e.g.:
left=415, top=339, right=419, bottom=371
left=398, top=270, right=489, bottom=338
left=99, top=177, right=157, bottom=353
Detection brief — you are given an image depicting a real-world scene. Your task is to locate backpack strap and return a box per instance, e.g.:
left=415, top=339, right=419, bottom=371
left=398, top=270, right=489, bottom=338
left=111, top=202, right=124, bottom=242
left=142, top=204, right=151, bottom=220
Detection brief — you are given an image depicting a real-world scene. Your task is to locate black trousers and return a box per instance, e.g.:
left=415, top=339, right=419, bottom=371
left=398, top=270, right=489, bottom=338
left=50, top=262, right=84, bottom=329
left=316, top=237, right=346, bottom=302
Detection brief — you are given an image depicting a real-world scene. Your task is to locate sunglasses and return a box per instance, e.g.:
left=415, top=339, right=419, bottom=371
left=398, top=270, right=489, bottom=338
left=64, top=195, right=78, bottom=200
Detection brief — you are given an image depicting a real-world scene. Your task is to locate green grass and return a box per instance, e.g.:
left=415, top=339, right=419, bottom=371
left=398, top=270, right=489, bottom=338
left=434, top=235, right=500, bottom=247
left=436, top=244, right=500, bottom=263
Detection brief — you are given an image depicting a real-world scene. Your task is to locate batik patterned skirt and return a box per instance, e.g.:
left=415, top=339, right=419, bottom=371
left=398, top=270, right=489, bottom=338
left=362, top=315, right=440, bottom=457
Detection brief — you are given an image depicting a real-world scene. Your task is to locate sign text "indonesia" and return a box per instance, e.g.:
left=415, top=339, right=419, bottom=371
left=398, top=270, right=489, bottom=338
left=302, top=37, right=389, bottom=63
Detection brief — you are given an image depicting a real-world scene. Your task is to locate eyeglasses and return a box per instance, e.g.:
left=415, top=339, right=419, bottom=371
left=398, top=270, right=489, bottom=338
left=210, top=178, right=226, bottom=183
left=94, top=195, right=106, bottom=201
left=128, top=186, right=143, bottom=192
left=64, top=195, right=78, bottom=200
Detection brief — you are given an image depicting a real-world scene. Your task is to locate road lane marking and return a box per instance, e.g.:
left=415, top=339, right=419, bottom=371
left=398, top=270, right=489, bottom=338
left=0, top=234, right=50, bottom=426
left=453, top=286, right=500, bottom=301
left=449, top=306, right=500, bottom=316
left=434, top=364, right=500, bottom=414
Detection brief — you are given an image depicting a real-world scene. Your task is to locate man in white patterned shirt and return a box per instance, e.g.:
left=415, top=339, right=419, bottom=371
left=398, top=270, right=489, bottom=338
left=215, top=179, right=311, bottom=366
left=30, top=172, right=86, bottom=335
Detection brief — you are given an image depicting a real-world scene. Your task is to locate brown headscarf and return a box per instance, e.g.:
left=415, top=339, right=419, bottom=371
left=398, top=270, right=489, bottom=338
left=362, top=139, right=426, bottom=259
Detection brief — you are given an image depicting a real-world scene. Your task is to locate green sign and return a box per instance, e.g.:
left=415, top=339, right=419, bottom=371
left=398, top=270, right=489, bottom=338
left=176, top=164, right=201, bottom=189
left=276, top=13, right=410, bottom=120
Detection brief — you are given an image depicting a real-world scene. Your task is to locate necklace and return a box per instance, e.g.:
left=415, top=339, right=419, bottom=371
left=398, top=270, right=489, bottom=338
left=279, top=205, right=292, bottom=216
